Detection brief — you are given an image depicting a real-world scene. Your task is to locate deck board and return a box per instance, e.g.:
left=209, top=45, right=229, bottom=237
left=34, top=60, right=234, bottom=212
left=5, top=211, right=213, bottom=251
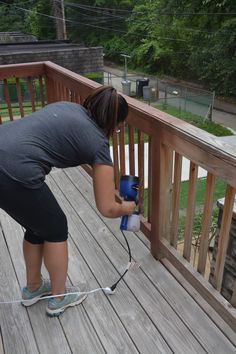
left=64, top=167, right=236, bottom=353
left=0, top=331, right=4, bottom=354
left=0, top=166, right=235, bottom=354
left=0, top=211, right=72, bottom=354
left=0, top=222, right=39, bottom=354
left=48, top=174, right=171, bottom=354
left=75, top=173, right=236, bottom=352
left=55, top=170, right=204, bottom=354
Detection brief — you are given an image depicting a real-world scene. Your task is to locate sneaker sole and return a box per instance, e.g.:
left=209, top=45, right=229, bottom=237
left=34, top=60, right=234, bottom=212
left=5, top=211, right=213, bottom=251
left=21, top=291, right=52, bottom=307
left=46, top=294, right=87, bottom=317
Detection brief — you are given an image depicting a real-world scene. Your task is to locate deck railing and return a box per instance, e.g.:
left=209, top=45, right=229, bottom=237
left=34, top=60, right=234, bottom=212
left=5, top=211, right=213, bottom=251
left=0, top=61, right=236, bottom=330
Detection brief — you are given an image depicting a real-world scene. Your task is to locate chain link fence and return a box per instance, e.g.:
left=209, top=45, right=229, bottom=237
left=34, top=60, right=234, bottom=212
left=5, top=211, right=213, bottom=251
left=103, top=70, right=215, bottom=121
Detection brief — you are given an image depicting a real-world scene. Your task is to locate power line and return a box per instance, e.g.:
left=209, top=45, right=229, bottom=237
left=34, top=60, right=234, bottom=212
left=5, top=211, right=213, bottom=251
left=63, top=6, right=125, bottom=25
left=0, top=0, right=35, bottom=6
left=0, top=1, right=187, bottom=42
left=64, top=1, right=135, bottom=14
left=64, top=2, right=236, bottom=35
left=0, top=1, right=234, bottom=47
left=1, top=1, right=233, bottom=37
left=2, top=0, right=235, bottom=17
left=158, top=12, right=236, bottom=16
left=65, top=2, right=128, bottom=20
left=64, top=2, right=236, bottom=16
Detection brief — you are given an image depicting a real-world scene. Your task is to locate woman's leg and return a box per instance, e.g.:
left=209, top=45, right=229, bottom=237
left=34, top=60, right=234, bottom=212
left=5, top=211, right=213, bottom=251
left=19, top=183, right=69, bottom=298
left=43, top=240, right=68, bottom=299
left=0, top=177, right=69, bottom=300
left=23, top=239, right=44, bottom=291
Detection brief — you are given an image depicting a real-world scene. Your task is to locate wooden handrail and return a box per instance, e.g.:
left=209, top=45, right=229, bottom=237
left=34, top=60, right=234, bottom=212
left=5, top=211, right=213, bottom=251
left=0, top=62, right=45, bottom=79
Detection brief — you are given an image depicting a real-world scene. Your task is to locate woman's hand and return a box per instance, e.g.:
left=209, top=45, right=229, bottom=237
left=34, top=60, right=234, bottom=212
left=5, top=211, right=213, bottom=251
left=93, top=164, right=136, bottom=218
left=122, top=201, right=136, bottom=216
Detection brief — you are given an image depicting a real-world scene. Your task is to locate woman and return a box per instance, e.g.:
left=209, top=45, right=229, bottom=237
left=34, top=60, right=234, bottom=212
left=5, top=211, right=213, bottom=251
left=0, top=86, right=135, bottom=316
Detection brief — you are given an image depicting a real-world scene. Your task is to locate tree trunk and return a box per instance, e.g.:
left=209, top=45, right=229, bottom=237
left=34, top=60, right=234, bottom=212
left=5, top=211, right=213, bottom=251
left=51, top=0, right=67, bottom=40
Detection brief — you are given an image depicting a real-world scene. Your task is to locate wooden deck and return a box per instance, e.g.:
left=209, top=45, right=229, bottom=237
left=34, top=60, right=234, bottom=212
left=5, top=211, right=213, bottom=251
left=0, top=166, right=235, bottom=354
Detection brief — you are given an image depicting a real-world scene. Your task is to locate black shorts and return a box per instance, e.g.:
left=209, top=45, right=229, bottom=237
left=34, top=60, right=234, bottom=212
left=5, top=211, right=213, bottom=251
left=0, top=172, right=68, bottom=244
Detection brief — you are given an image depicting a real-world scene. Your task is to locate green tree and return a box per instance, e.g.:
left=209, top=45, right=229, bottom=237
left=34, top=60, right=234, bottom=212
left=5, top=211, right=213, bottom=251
left=0, top=0, right=55, bottom=39
left=126, top=0, right=236, bottom=95
left=24, top=1, right=56, bottom=40
left=0, top=0, right=235, bottom=97
left=65, top=0, right=135, bottom=59
left=0, top=1, right=28, bottom=32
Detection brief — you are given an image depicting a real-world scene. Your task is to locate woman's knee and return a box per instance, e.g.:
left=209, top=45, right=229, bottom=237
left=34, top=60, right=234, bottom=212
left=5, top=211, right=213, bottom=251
left=45, top=212, right=68, bottom=242
left=25, top=212, right=68, bottom=243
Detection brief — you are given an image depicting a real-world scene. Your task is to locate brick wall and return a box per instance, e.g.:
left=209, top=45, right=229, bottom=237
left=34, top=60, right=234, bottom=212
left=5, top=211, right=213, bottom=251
left=0, top=46, right=104, bottom=74
left=0, top=32, right=37, bottom=43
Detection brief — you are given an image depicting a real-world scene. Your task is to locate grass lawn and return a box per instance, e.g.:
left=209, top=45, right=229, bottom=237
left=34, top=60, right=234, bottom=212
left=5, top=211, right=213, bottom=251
left=0, top=103, right=43, bottom=120
left=177, top=177, right=225, bottom=240
left=179, top=177, right=226, bottom=210
left=153, top=102, right=233, bottom=136
left=143, top=176, right=226, bottom=241
left=109, top=101, right=232, bottom=146
left=177, top=208, right=219, bottom=242
left=143, top=177, right=226, bottom=215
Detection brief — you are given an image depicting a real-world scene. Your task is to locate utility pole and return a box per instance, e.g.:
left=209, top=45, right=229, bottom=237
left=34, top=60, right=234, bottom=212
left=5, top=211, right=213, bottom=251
left=120, top=53, right=131, bottom=81
left=120, top=54, right=131, bottom=96
left=51, top=0, right=67, bottom=40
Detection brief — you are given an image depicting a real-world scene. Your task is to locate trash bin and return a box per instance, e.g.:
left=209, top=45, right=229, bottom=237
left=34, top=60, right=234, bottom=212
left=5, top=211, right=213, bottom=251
left=121, top=80, right=131, bottom=96
left=136, top=78, right=149, bottom=97
left=143, top=86, right=157, bottom=101
left=143, top=86, right=151, bottom=100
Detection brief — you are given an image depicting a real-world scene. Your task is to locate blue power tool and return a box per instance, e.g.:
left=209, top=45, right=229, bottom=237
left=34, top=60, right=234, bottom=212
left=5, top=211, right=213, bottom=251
left=119, top=175, right=140, bottom=232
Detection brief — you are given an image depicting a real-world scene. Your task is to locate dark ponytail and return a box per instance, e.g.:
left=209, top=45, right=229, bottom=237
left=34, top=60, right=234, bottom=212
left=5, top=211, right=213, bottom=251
left=83, top=86, right=128, bottom=137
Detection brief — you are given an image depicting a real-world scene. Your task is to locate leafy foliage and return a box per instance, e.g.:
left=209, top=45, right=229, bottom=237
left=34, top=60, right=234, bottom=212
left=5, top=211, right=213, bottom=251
left=0, top=0, right=55, bottom=39
left=24, top=1, right=56, bottom=40
left=0, top=0, right=28, bottom=32
left=0, top=0, right=235, bottom=97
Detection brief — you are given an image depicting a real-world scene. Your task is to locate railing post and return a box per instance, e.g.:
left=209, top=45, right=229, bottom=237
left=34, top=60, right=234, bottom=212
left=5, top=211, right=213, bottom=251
left=183, top=161, right=198, bottom=261
left=212, top=185, right=235, bottom=290
left=150, top=135, right=172, bottom=258
left=45, top=76, right=56, bottom=104
left=150, top=136, right=162, bottom=259
left=171, top=152, right=182, bottom=248
left=161, top=144, right=173, bottom=242
left=138, top=130, right=145, bottom=215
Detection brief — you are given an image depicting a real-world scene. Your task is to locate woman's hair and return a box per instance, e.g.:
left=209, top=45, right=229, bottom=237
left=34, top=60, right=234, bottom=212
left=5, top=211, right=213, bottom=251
left=83, top=86, right=128, bottom=137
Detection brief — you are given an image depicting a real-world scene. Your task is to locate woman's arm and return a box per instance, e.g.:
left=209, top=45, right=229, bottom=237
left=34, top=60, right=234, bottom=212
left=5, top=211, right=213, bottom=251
left=92, top=164, right=136, bottom=218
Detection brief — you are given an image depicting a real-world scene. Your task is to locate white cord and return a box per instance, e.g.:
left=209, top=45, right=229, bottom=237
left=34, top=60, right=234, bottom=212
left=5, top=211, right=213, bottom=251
left=0, top=287, right=114, bottom=305
left=0, top=261, right=136, bottom=305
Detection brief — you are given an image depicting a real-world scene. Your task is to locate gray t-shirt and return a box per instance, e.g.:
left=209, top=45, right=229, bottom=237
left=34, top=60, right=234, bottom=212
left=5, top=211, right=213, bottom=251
left=0, top=101, right=113, bottom=188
